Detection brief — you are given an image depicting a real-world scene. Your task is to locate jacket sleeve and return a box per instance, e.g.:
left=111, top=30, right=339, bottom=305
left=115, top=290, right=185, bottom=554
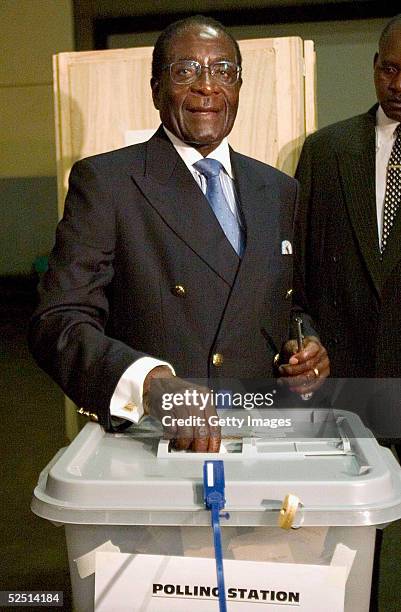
left=28, top=158, right=147, bottom=429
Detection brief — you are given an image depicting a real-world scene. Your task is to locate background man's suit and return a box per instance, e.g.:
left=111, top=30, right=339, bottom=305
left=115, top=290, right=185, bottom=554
left=30, top=127, right=307, bottom=429
left=295, top=105, right=401, bottom=378
left=295, top=105, right=401, bottom=439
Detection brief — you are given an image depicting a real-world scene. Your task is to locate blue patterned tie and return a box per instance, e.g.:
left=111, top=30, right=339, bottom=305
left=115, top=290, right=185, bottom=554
left=193, top=158, right=243, bottom=256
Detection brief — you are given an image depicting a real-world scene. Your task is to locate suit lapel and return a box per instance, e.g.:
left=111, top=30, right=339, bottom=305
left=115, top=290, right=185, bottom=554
left=217, top=151, right=281, bottom=339
left=131, top=127, right=239, bottom=285
left=232, top=151, right=280, bottom=263
left=337, top=109, right=383, bottom=293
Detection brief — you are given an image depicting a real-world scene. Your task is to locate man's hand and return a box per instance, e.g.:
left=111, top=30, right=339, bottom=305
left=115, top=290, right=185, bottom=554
left=143, top=366, right=221, bottom=452
left=277, top=336, right=330, bottom=395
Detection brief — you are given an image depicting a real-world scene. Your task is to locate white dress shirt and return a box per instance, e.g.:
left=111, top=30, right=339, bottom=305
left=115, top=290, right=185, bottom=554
left=376, top=105, right=401, bottom=241
left=110, top=127, right=241, bottom=423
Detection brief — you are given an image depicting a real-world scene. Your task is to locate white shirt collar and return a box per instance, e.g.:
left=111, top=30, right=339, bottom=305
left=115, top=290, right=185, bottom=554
left=376, top=105, right=400, bottom=149
left=163, top=126, right=234, bottom=178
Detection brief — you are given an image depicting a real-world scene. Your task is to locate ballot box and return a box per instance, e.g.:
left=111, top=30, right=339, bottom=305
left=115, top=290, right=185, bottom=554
left=31, top=409, right=401, bottom=612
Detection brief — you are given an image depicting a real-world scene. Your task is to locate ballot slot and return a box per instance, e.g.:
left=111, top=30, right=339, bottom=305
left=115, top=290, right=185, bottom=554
left=155, top=410, right=371, bottom=473
left=154, top=409, right=374, bottom=482
left=156, top=436, right=366, bottom=465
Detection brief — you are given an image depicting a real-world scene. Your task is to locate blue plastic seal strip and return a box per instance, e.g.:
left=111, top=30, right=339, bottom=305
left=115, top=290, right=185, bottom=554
left=203, top=460, right=229, bottom=612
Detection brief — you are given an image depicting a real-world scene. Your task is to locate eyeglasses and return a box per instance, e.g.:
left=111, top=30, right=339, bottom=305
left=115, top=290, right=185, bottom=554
left=162, top=60, right=241, bottom=86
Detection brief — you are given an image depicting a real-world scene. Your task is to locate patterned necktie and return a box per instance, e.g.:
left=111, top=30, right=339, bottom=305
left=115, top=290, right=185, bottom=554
left=193, top=158, right=243, bottom=256
left=381, top=123, right=401, bottom=255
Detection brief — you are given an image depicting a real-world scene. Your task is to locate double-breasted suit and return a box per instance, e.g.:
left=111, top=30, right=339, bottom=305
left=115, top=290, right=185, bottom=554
left=29, top=127, right=309, bottom=429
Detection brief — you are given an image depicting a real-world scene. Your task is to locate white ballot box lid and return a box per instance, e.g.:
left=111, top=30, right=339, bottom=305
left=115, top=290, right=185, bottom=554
left=32, top=409, right=401, bottom=528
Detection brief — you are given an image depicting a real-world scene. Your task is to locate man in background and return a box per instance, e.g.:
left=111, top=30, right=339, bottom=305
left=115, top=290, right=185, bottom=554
left=295, top=14, right=401, bottom=446
left=295, top=16, right=401, bottom=609
left=29, top=16, right=329, bottom=451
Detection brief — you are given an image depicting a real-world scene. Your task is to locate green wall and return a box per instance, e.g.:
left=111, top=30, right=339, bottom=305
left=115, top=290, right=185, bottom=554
left=0, top=0, right=74, bottom=275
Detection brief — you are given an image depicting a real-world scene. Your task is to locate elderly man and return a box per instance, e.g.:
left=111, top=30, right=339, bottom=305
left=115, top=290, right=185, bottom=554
left=29, top=15, right=328, bottom=451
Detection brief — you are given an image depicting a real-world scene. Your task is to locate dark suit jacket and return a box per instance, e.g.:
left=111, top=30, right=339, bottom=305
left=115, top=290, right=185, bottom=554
left=295, top=106, right=401, bottom=378
left=29, top=127, right=309, bottom=429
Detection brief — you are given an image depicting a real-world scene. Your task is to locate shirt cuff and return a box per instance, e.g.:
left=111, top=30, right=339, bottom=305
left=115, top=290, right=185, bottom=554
left=110, top=357, right=175, bottom=423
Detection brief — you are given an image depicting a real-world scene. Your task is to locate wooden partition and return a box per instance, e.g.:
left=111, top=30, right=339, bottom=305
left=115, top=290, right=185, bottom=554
left=53, top=37, right=316, bottom=438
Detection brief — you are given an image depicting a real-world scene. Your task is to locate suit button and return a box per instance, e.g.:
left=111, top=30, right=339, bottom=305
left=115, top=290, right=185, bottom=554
left=171, top=284, right=186, bottom=297
left=212, top=353, right=224, bottom=367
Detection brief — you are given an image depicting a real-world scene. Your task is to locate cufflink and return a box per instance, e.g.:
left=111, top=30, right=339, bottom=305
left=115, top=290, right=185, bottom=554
left=123, top=402, right=138, bottom=413
left=281, top=240, right=292, bottom=254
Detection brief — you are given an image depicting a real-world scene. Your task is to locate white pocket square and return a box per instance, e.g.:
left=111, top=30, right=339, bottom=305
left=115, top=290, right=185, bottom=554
left=281, top=240, right=293, bottom=254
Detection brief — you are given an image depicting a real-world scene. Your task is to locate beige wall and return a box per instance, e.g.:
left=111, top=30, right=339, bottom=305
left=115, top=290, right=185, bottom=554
left=0, top=0, right=74, bottom=179
left=230, top=18, right=388, bottom=129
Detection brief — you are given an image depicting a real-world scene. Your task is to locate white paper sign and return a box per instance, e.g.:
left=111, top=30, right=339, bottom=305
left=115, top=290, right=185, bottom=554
left=95, top=553, right=346, bottom=611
